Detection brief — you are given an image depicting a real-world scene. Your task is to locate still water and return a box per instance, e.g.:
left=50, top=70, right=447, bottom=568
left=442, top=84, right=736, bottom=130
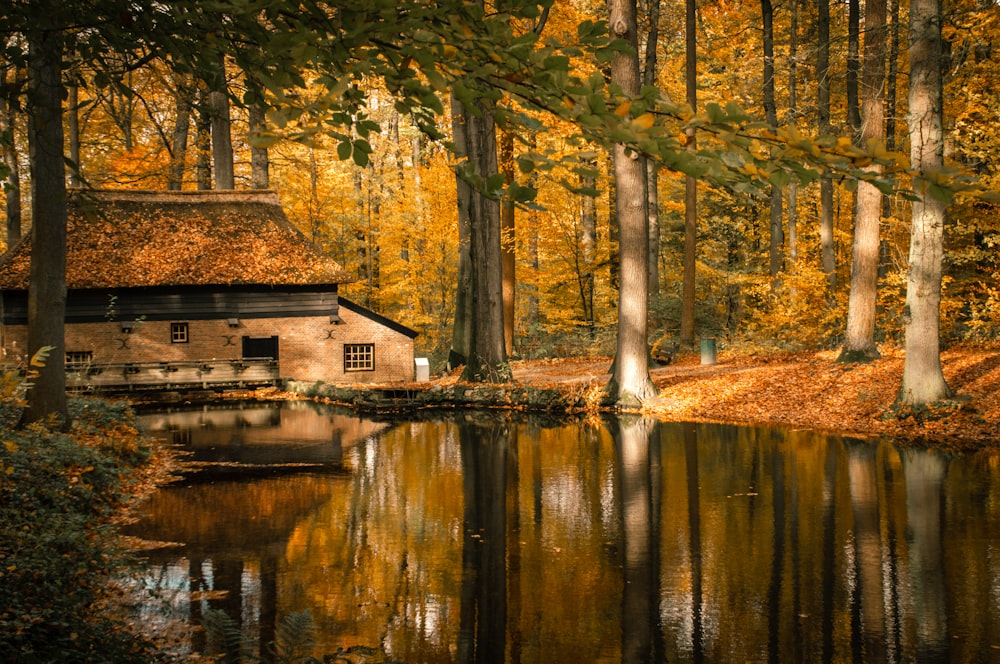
left=125, top=401, right=1000, bottom=663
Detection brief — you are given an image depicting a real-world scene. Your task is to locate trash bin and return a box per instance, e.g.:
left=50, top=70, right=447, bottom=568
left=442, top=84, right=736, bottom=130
left=414, top=357, right=430, bottom=382
left=700, top=338, right=717, bottom=366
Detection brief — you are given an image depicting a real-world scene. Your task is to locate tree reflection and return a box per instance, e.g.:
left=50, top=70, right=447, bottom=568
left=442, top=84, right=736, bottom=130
left=610, top=415, right=663, bottom=664
left=458, top=415, right=510, bottom=664
left=902, top=448, right=949, bottom=663
left=125, top=406, right=1000, bottom=663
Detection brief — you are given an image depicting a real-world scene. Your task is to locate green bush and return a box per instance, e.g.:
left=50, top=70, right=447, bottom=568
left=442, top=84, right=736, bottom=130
left=0, top=394, right=158, bottom=662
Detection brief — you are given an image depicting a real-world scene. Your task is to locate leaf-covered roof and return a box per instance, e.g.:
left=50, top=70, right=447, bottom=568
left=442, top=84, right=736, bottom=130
left=0, top=189, right=354, bottom=290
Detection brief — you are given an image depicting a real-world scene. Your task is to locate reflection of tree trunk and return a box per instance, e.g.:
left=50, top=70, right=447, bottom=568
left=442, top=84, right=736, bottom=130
left=213, top=558, right=244, bottom=660
left=684, top=424, right=704, bottom=663
left=847, top=442, right=886, bottom=661
left=614, top=416, right=658, bottom=664
left=458, top=417, right=509, bottom=664
left=902, top=449, right=948, bottom=661
left=507, top=427, right=522, bottom=664
left=767, top=445, right=785, bottom=661
left=260, top=555, right=278, bottom=664
left=821, top=438, right=839, bottom=662
left=190, top=556, right=206, bottom=653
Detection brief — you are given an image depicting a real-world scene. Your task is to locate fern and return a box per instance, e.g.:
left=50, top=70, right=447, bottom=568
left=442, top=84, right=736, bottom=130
left=203, top=608, right=249, bottom=663
left=270, top=609, right=320, bottom=664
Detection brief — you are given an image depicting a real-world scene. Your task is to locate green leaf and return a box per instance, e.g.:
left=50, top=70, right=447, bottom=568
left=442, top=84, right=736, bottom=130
left=336, top=140, right=352, bottom=161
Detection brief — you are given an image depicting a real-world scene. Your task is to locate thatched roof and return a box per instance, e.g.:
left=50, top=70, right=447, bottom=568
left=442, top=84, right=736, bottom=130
left=0, top=189, right=354, bottom=290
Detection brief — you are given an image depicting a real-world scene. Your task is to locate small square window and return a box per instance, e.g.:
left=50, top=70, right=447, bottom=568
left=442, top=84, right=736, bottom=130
left=344, top=343, right=374, bottom=372
left=171, top=322, right=189, bottom=344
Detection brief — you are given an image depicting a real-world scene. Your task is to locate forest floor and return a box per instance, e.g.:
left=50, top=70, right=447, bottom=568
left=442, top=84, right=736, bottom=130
left=501, top=346, right=1000, bottom=452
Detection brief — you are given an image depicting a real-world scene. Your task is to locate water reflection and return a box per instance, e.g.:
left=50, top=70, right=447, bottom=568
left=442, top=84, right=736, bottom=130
left=126, top=405, right=1000, bottom=663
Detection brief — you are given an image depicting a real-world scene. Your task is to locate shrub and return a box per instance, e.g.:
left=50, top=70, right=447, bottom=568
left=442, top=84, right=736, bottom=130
left=0, top=388, right=158, bottom=661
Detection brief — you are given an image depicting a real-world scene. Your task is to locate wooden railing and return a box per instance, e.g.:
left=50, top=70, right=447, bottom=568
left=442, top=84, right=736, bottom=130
left=65, top=357, right=280, bottom=392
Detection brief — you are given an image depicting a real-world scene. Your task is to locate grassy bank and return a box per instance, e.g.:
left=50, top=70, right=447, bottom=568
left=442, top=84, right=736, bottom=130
left=0, top=396, right=161, bottom=662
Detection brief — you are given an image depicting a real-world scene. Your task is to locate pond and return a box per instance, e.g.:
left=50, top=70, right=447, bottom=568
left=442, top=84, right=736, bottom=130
left=124, top=401, right=1000, bottom=663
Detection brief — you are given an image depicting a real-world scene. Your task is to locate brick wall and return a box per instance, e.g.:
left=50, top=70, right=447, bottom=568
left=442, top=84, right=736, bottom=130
left=0, top=306, right=415, bottom=385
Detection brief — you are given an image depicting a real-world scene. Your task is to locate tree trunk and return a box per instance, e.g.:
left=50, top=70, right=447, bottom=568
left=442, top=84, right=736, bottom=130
left=21, top=25, right=68, bottom=427
left=66, top=80, right=81, bottom=187
left=897, top=0, right=952, bottom=405
left=642, top=0, right=661, bottom=299
left=499, top=128, right=516, bottom=356
left=787, top=0, right=799, bottom=265
left=459, top=96, right=509, bottom=383
left=606, top=0, right=656, bottom=406
left=1, top=62, right=21, bottom=247
left=249, top=102, right=269, bottom=189
left=847, top=0, right=862, bottom=142
left=449, top=93, right=473, bottom=370
left=680, top=0, right=698, bottom=347
left=840, top=0, right=887, bottom=363
left=195, top=83, right=212, bottom=190
left=817, top=0, right=836, bottom=288
left=762, top=0, right=783, bottom=284
left=167, top=78, right=191, bottom=191
left=885, top=0, right=900, bottom=153
left=208, top=52, right=234, bottom=190
left=581, top=160, right=598, bottom=336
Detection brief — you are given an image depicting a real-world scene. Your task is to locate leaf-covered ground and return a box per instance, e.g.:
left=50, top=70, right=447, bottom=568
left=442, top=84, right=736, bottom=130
left=508, top=347, right=1000, bottom=451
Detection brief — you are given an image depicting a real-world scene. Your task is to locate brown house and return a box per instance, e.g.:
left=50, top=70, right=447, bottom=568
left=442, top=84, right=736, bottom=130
left=0, top=189, right=417, bottom=390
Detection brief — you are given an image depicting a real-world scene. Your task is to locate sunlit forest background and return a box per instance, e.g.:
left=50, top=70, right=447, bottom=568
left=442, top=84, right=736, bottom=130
left=2, top=0, right=998, bottom=369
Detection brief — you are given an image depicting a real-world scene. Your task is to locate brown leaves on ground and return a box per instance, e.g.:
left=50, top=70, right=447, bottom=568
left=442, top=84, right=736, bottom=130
left=510, top=347, right=1000, bottom=451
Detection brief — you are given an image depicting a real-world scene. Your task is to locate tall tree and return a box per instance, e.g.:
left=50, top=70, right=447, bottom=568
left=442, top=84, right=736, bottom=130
left=21, top=19, right=68, bottom=426
left=606, top=0, right=657, bottom=405
left=1, top=58, right=21, bottom=248
left=840, top=0, right=888, bottom=363
left=207, top=51, right=234, bottom=190
left=679, top=0, right=698, bottom=346
left=847, top=0, right=862, bottom=141
left=762, top=0, right=783, bottom=283
left=449, top=92, right=474, bottom=371
left=641, top=0, right=661, bottom=299
left=897, top=0, right=953, bottom=405
left=66, top=78, right=82, bottom=187
left=817, top=0, right=836, bottom=288
left=786, top=0, right=799, bottom=265
left=456, top=93, right=509, bottom=383
left=499, top=128, right=517, bottom=355
left=167, top=75, right=192, bottom=191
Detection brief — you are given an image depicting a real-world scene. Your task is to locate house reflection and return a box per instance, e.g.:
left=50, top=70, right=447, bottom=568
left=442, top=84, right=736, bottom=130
left=138, top=401, right=390, bottom=470
left=128, top=403, right=394, bottom=661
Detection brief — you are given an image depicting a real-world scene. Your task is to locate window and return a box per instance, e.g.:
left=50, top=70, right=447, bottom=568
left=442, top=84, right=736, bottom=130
left=344, top=343, right=375, bottom=372
left=65, top=351, right=93, bottom=367
left=171, top=322, right=189, bottom=344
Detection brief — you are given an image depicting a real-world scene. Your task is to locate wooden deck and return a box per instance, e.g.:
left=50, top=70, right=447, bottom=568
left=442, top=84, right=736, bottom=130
left=65, top=357, right=280, bottom=392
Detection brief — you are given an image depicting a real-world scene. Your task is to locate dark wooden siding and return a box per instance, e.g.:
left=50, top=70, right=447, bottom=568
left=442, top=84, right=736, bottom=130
left=1, top=285, right=418, bottom=339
